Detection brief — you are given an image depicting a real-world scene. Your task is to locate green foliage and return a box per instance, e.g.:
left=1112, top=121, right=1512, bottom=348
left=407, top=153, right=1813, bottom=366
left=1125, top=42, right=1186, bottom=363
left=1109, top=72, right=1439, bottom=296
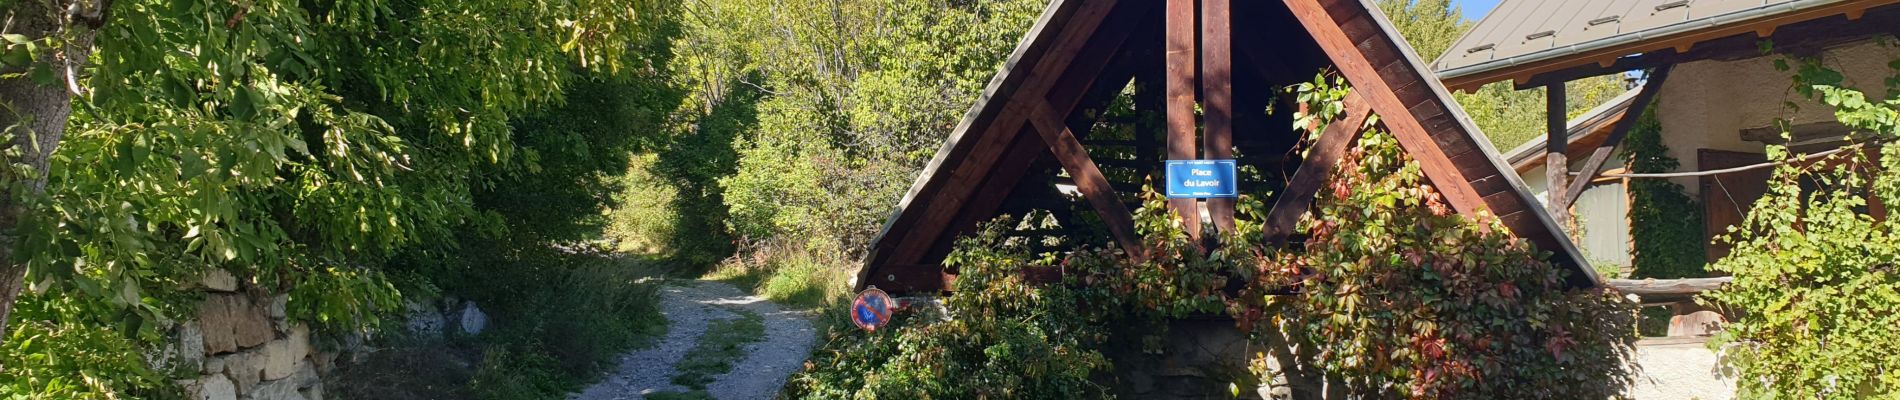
left=784, top=219, right=1116, bottom=399
left=1262, top=127, right=1636, bottom=398
left=706, top=240, right=854, bottom=309
left=1703, top=50, right=1900, bottom=398
left=1622, top=102, right=1708, bottom=279
left=620, top=0, right=1042, bottom=282
left=7, top=0, right=684, bottom=393
left=0, top=295, right=183, bottom=400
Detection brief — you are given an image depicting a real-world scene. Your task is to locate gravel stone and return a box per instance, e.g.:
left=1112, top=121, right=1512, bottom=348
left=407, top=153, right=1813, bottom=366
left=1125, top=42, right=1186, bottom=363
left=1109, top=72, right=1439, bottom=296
left=570, top=280, right=816, bottom=400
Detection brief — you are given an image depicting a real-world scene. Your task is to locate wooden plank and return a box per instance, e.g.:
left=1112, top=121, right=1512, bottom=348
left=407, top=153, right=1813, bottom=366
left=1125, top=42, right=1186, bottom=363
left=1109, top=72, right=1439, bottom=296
left=1545, top=83, right=1570, bottom=226
left=1202, top=0, right=1236, bottom=234
left=1263, top=94, right=1369, bottom=244
left=1027, top=100, right=1146, bottom=258
left=1608, top=277, right=1732, bottom=296
left=1563, top=65, right=1672, bottom=206
left=1281, top=0, right=1486, bottom=217
left=1167, top=0, right=1203, bottom=239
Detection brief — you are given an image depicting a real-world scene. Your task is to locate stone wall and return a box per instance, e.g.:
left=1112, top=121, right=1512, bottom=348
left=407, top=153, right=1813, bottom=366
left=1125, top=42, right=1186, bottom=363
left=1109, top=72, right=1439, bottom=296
left=1628, top=337, right=1737, bottom=400
left=172, top=270, right=331, bottom=400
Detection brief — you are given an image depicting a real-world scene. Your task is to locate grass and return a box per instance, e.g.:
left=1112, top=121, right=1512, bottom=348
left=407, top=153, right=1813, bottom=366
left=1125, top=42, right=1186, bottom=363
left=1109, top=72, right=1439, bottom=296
left=329, top=250, right=669, bottom=400
left=704, top=241, right=853, bottom=310
left=643, top=306, right=767, bottom=399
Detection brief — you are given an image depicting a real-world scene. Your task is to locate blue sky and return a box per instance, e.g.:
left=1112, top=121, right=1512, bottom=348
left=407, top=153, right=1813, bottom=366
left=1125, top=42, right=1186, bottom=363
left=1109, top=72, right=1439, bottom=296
left=1453, top=0, right=1500, bottom=20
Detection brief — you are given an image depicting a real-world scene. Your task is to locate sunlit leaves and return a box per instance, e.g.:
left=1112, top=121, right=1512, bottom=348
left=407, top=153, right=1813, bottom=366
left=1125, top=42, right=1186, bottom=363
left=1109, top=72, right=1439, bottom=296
left=1705, top=48, right=1900, bottom=398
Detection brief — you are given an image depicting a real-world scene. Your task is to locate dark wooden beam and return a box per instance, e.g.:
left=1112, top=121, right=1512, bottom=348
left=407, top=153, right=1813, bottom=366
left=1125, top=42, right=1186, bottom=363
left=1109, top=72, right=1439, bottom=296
left=1545, top=83, right=1569, bottom=226
left=1263, top=93, right=1369, bottom=244
left=1202, top=0, right=1236, bottom=234
left=1740, top=120, right=1854, bottom=144
left=1281, top=0, right=1487, bottom=216
left=1563, top=66, right=1673, bottom=206
left=1166, top=0, right=1203, bottom=239
left=1027, top=100, right=1145, bottom=258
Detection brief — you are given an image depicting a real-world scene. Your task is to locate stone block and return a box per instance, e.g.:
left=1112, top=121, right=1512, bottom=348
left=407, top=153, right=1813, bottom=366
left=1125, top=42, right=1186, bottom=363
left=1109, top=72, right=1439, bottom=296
left=261, top=339, right=298, bottom=381
left=258, top=325, right=310, bottom=381
left=404, top=300, right=444, bottom=336
left=188, top=374, right=237, bottom=400
left=291, top=360, right=320, bottom=387
left=203, top=356, right=226, bottom=375
left=223, top=350, right=266, bottom=396
left=458, top=302, right=488, bottom=335
left=199, top=297, right=238, bottom=355
left=203, top=269, right=239, bottom=292
left=199, top=294, right=274, bottom=355
left=178, top=321, right=205, bottom=366
left=249, top=377, right=304, bottom=400
left=299, top=383, right=324, bottom=400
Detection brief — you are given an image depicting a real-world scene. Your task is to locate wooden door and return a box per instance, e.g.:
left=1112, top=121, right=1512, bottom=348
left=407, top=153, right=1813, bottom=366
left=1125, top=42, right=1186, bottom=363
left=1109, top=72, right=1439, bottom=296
left=1700, top=150, right=1770, bottom=263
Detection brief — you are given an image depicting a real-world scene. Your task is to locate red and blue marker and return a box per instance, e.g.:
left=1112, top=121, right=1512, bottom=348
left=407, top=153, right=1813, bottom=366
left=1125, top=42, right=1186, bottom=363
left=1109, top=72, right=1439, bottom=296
left=851, top=287, right=893, bottom=332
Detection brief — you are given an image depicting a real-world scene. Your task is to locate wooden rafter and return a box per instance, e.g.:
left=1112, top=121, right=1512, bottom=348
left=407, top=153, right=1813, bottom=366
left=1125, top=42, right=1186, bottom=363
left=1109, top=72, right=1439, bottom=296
left=1263, top=93, right=1369, bottom=244
left=1026, top=101, right=1145, bottom=258
left=1280, top=0, right=1486, bottom=216
left=1201, top=0, right=1236, bottom=233
left=1165, top=0, right=1203, bottom=239
left=1562, top=65, right=1673, bottom=206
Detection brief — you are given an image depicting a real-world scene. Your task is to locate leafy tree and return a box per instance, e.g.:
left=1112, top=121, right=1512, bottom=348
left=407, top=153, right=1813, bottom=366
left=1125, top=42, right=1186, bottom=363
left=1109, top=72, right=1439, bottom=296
left=0, top=0, right=668, bottom=342
left=614, top=0, right=1042, bottom=272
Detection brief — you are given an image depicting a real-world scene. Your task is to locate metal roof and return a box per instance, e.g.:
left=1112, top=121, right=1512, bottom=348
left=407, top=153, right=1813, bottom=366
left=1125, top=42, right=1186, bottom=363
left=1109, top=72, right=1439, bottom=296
left=1434, top=0, right=1891, bottom=88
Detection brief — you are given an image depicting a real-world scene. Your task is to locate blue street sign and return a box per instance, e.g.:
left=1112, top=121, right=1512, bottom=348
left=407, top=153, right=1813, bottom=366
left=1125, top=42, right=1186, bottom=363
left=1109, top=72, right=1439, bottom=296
left=1165, top=160, right=1238, bottom=199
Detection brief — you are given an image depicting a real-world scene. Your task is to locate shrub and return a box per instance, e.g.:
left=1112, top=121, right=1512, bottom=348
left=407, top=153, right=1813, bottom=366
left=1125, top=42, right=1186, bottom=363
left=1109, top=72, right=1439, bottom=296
left=1702, top=53, right=1900, bottom=398
left=784, top=219, right=1116, bottom=399
left=1254, top=129, right=1637, bottom=398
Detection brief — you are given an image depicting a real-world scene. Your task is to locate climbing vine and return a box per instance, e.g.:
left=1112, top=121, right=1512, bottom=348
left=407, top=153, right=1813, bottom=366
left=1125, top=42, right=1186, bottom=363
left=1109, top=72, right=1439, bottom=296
left=1622, top=102, right=1708, bottom=279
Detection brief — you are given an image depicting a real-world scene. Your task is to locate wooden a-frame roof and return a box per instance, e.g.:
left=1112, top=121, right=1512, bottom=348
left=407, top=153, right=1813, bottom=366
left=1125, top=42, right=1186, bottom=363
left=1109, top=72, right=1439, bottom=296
left=856, top=0, right=1600, bottom=295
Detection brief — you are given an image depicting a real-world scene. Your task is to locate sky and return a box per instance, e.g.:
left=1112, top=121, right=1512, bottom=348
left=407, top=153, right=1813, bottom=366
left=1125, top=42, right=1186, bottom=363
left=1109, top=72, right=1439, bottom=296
left=1453, top=0, right=1500, bottom=21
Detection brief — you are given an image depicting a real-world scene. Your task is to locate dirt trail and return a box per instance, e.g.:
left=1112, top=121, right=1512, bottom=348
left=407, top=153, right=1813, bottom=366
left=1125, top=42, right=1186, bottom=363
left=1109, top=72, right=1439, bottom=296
left=570, top=280, right=817, bottom=400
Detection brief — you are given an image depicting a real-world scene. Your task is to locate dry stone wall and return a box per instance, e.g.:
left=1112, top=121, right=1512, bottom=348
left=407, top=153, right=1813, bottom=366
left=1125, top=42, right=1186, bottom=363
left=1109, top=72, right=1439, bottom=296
left=172, top=270, right=331, bottom=400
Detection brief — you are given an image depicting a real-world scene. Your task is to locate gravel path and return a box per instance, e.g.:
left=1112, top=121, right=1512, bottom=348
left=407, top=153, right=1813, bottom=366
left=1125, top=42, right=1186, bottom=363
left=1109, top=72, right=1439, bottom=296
left=571, top=280, right=817, bottom=400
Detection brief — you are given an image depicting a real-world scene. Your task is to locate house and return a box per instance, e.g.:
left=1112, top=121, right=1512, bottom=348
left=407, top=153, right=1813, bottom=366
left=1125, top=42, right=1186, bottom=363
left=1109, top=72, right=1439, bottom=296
left=1432, top=1, right=1900, bottom=397
left=854, top=0, right=1597, bottom=296
left=1434, top=0, right=1900, bottom=276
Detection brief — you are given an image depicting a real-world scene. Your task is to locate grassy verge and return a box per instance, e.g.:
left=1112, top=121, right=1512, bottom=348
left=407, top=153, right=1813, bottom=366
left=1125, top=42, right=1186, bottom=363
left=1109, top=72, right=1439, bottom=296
left=704, top=241, right=853, bottom=311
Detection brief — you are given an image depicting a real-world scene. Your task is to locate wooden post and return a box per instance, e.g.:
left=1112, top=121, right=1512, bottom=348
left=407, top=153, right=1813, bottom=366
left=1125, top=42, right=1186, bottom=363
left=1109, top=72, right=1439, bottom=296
left=1545, top=83, right=1570, bottom=226
left=1200, top=0, right=1234, bottom=234
left=1166, top=0, right=1202, bottom=238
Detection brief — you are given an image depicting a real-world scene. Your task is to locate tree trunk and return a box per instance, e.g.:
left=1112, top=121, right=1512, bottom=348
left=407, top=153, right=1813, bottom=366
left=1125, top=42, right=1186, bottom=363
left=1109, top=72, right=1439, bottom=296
left=0, top=0, right=107, bottom=339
